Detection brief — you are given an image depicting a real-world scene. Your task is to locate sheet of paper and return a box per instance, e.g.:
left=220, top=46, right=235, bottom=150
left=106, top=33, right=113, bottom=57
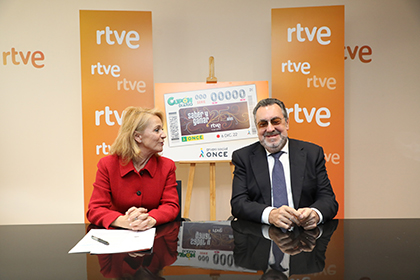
left=68, top=228, right=156, bottom=254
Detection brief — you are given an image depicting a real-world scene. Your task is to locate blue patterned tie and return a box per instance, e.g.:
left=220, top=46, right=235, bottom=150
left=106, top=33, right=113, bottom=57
left=271, top=151, right=288, bottom=208
left=271, top=242, right=286, bottom=271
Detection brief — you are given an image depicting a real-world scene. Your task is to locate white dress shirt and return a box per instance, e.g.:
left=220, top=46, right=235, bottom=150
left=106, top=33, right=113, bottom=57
left=261, top=139, right=323, bottom=225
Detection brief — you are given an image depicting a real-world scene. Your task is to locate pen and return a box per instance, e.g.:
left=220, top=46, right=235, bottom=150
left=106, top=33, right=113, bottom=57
left=91, top=235, right=110, bottom=245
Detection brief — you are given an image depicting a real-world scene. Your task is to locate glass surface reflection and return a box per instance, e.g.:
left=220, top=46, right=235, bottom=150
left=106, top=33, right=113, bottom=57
left=231, top=219, right=339, bottom=279
left=2, top=219, right=419, bottom=279
left=89, top=222, right=180, bottom=280
left=171, top=221, right=244, bottom=272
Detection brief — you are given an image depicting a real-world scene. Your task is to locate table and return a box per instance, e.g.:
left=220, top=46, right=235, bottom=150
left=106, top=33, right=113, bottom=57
left=0, top=219, right=419, bottom=280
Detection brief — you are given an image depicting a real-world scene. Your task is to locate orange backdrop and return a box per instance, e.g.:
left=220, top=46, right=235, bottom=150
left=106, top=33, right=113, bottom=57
left=272, top=6, right=345, bottom=219
left=80, top=10, right=154, bottom=221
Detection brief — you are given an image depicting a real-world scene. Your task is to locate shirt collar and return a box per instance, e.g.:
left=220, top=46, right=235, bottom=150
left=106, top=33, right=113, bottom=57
left=119, top=155, right=158, bottom=177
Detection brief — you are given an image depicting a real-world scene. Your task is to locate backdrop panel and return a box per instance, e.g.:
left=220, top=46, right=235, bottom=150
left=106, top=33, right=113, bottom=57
left=80, top=10, right=154, bottom=220
left=272, top=6, right=345, bottom=218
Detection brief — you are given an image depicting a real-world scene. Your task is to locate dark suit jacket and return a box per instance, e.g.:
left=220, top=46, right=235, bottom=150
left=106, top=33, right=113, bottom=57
left=231, top=219, right=339, bottom=275
left=230, top=138, right=338, bottom=223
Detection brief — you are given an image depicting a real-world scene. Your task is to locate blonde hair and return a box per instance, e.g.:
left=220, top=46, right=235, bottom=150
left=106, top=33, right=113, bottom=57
left=110, top=106, right=164, bottom=165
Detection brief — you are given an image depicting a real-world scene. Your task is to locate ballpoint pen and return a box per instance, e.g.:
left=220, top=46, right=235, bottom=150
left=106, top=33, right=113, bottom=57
left=91, top=235, right=110, bottom=245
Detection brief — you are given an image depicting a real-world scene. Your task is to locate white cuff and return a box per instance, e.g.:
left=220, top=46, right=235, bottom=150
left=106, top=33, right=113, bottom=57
left=261, top=206, right=275, bottom=225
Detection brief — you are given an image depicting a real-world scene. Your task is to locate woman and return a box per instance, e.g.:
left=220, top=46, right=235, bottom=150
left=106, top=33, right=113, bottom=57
left=87, top=106, right=179, bottom=231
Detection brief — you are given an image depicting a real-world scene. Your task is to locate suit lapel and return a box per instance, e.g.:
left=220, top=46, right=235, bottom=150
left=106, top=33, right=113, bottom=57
left=289, top=139, right=306, bottom=208
left=250, top=144, right=271, bottom=205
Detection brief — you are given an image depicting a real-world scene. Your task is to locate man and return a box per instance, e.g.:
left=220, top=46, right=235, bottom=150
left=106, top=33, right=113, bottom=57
left=230, top=98, right=338, bottom=230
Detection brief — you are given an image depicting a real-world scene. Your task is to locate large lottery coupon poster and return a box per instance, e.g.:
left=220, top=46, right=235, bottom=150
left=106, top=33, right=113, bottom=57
left=165, top=84, right=257, bottom=147
left=155, top=81, right=269, bottom=162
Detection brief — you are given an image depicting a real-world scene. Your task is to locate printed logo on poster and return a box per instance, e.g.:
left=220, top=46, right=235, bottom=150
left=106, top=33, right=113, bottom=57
left=164, top=84, right=258, bottom=147
left=182, top=135, right=204, bottom=143
left=198, top=147, right=230, bottom=159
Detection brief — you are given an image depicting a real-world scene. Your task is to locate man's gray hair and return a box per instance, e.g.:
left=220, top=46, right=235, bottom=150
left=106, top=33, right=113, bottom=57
left=252, top=98, right=288, bottom=124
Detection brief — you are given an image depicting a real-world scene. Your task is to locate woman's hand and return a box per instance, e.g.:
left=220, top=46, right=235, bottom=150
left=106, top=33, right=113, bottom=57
left=111, top=207, right=156, bottom=231
left=126, top=207, right=149, bottom=223
left=134, top=216, right=156, bottom=231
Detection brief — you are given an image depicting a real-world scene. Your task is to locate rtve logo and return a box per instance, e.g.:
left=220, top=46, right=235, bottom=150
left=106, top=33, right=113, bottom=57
left=96, top=26, right=140, bottom=49
left=2, top=47, right=45, bottom=68
left=287, top=23, right=332, bottom=45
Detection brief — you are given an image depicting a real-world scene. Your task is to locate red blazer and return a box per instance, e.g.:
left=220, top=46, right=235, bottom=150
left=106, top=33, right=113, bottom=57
left=87, top=154, right=179, bottom=229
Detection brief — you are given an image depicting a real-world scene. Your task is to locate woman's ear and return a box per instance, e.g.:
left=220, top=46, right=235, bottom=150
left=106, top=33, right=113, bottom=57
left=134, top=131, right=142, bottom=144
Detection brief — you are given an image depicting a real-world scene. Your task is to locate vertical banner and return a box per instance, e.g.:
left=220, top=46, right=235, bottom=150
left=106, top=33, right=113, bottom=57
left=80, top=10, right=154, bottom=220
left=272, top=6, right=344, bottom=219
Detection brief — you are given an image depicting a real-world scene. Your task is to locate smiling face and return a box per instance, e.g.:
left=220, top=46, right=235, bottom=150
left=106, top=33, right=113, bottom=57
left=255, top=104, right=289, bottom=153
left=134, top=115, right=166, bottom=157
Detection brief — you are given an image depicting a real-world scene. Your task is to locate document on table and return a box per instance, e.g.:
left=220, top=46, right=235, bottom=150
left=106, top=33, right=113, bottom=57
left=68, top=228, right=156, bottom=254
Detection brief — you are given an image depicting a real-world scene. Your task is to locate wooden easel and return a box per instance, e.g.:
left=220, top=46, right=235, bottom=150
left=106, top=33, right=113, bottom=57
left=179, top=57, right=235, bottom=220
left=179, top=56, right=233, bottom=221
left=180, top=160, right=235, bottom=220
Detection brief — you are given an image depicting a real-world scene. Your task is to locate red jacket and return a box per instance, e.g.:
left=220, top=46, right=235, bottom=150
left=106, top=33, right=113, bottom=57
left=87, top=154, right=179, bottom=229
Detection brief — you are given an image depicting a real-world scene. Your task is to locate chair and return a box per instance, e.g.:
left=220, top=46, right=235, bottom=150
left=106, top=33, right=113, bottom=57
left=175, top=180, right=190, bottom=221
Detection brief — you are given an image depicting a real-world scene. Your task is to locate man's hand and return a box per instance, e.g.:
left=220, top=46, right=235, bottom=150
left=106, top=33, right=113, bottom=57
left=298, top=228, right=319, bottom=252
left=268, top=205, right=301, bottom=230
left=268, top=226, right=300, bottom=255
left=296, top=208, right=320, bottom=230
left=269, top=226, right=320, bottom=256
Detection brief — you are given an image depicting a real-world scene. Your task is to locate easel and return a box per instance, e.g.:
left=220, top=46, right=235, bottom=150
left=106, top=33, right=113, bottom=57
left=180, top=57, right=234, bottom=221
left=180, top=160, right=235, bottom=220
